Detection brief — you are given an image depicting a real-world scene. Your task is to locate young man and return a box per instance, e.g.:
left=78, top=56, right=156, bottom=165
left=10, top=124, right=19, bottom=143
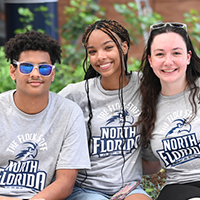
left=0, top=30, right=90, bottom=200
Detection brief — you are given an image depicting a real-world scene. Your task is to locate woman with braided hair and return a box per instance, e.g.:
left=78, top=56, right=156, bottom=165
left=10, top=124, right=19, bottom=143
left=59, top=19, right=159, bottom=200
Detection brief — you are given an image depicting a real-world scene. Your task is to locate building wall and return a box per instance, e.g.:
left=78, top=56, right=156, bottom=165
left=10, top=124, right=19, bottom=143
left=57, top=0, right=200, bottom=59
left=150, top=0, right=200, bottom=22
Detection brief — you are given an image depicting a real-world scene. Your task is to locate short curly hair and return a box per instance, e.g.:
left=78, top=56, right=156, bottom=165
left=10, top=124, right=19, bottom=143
left=4, top=30, right=62, bottom=65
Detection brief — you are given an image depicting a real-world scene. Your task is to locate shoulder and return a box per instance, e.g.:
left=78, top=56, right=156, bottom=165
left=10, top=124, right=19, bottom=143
left=58, top=80, right=86, bottom=97
left=58, top=78, right=97, bottom=99
left=49, top=91, right=83, bottom=114
left=0, top=90, right=16, bottom=112
left=130, top=71, right=140, bottom=84
left=127, top=71, right=141, bottom=93
left=0, top=90, right=14, bottom=97
left=0, top=90, right=14, bottom=102
left=195, top=77, right=200, bottom=86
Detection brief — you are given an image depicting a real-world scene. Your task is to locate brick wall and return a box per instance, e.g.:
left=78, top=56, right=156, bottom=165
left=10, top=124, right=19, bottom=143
left=57, top=0, right=200, bottom=59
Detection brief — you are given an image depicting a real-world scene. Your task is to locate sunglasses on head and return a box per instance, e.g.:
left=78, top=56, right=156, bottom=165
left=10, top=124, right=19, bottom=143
left=13, top=59, right=55, bottom=76
left=150, top=22, right=187, bottom=33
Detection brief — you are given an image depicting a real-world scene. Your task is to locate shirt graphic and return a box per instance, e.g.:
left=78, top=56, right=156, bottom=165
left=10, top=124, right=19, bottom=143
left=92, top=105, right=141, bottom=158
left=156, top=111, right=200, bottom=168
left=0, top=134, right=47, bottom=192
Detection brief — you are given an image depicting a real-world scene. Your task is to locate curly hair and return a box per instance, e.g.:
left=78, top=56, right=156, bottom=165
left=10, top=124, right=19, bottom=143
left=137, top=24, right=200, bottom=147
left=4, top=30, right=62, bottom=65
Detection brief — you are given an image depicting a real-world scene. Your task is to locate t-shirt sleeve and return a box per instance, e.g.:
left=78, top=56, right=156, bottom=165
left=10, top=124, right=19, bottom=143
left=58, top=84, right=78, bottom=101
left=56, top=104, right=91, bottom=170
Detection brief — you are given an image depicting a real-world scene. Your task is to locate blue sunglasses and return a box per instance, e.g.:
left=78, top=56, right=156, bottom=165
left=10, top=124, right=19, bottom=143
left=13, top=59, right=55, bottom=76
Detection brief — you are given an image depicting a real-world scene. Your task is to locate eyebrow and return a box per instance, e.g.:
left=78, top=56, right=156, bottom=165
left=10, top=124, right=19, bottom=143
left=153, top=47, right=184, bottom=52
left=87, top=40, right=114, bottom=49
left=20, top=61, right=49, bottom=64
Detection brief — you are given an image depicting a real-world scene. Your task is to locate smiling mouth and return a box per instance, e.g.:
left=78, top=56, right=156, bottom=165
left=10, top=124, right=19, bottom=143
left=99, top=62, right=111, bottom=69
left=162, top=69, right=176, bottom=73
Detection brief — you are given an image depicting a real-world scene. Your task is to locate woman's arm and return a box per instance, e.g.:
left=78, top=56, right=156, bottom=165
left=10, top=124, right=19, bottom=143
left=142, top=159, right=162, bottom=175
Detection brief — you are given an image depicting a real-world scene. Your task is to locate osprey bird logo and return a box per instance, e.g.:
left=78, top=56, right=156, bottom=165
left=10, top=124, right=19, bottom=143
left=15, top=142, right=38, bottom=160
left=165, top=118, right=191, bottom=138
left=106, top=110, right=134, bottom=125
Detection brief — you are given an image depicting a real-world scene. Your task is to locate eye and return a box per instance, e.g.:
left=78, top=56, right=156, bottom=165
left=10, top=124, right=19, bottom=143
left=88, top=49, right=96, bottom=55
left=105, top=46, right=114, bottom=50
left=155, top=52, right=164, bottom=57
left=173, top=51, right=181, bottom=55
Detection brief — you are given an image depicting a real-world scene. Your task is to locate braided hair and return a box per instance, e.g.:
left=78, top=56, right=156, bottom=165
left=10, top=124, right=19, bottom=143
left=82, top=19, right=130, bottom=79
left=82, top=19, right=131, bottom=185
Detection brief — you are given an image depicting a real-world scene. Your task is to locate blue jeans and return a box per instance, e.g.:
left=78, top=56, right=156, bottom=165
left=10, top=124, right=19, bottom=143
left=66, top=184, right=151, bottom=200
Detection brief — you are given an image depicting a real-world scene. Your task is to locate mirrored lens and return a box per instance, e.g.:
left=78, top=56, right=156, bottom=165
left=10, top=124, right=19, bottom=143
left=39, top=64, right=52, bottom=76
left=19, top=63, right=53, bottom=76
left=19, top=63, right=34, bottom=74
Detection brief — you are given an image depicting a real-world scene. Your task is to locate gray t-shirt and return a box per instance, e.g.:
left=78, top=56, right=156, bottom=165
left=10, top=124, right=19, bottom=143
left=0, top=90, right=90, bottom=198
left=59, top=72, right=148, bottom=195
left=149, top=80, right=200, bottom=186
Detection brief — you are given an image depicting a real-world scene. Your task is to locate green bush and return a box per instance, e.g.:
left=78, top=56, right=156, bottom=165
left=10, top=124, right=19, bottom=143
left=0, top=47, right=15, bottom=93
left=114, top=2, right=163, bottom=44
left=142, top=169, right=166, bottom=199
left=184, top=9, right=200, bottom=56
left=50, top=61, right=85, bottom=92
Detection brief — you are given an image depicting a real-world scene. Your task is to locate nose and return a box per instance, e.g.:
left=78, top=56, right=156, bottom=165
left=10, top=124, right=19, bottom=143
left=97, top=50, right=106, bottom=61
left=164, top=54, right=174, bottom=66
left=30, top=67, right=41, bottom=77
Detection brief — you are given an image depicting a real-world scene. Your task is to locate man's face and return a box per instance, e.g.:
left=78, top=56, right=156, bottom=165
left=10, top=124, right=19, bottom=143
left=10, top=50, right=55, bottom=99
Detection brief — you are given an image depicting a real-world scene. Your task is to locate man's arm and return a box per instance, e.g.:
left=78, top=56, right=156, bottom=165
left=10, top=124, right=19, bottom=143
left=30, top=169, right=78, bottom=200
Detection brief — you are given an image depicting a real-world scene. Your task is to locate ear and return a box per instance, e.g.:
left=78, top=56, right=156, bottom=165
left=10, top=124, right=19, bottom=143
left=148, top=55, right=152, bottom=68
left=122, top=41, right=128, bottom=55
left=187, top=50, right=192, bottom=65
left=51, top=69, right=55, bottom=82
left=10, top=64, right=16, bottom=81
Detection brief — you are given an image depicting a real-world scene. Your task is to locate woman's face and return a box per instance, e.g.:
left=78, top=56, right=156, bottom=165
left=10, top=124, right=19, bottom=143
left=86, top=29, right=128, bottom=81
left=148, top=32, right=191, bottom=94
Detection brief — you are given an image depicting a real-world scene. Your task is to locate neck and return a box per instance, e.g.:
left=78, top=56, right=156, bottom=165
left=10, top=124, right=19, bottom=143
left=100, top=74, right=130, bottom=90
left=13, top=91, right=49, bottom=114
left=161, top=82, right=188, bottom=96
